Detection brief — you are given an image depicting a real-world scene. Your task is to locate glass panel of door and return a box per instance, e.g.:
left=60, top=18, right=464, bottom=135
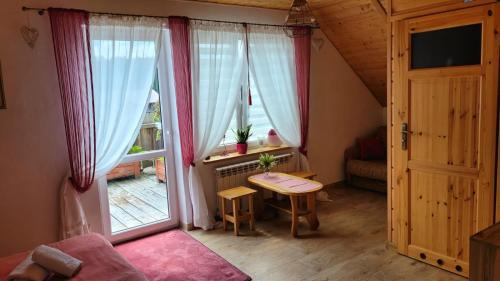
left=105, top=78, right=175, bottom=237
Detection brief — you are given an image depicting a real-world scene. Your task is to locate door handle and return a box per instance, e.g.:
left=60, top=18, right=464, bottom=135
left=401, top=123, right=408, bottom=151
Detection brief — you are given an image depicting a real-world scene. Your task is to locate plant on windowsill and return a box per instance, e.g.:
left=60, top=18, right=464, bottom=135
left=258, top=153, right=277, bottom=175
left=106, top=145, right=143, bottom=181
left=233, top=124, right=253, bottom=154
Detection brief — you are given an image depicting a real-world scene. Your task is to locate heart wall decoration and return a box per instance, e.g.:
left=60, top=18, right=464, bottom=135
left=312, top=38, right=324, bottom=52
left=20, top=25, right=39, bottom=49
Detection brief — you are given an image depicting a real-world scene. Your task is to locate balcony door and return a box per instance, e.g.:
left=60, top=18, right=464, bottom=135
left=101, top=69, right=179, bottom=242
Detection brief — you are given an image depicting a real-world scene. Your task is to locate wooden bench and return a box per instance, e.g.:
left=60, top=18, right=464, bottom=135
left=289, top=171, right=317, bottom=180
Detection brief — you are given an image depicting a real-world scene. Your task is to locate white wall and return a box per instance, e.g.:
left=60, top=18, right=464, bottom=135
left=0, top=0, right=383, bottom=256
left=308, top=31, right=384, bottom=184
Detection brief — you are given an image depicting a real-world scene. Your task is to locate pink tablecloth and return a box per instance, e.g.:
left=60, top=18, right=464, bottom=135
left=0, top=233, right=147, bottom=281
left=250, top=173, right=321, bottom=193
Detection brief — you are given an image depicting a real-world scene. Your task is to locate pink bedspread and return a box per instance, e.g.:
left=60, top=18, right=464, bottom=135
left=0, top=233, right=147, bottom=281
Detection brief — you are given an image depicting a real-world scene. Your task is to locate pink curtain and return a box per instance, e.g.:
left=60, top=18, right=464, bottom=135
left=169, top=17, right=195, bottom=167
left=49, top=8, right=96, bottom=193
left=294, top=29, right=312, bottom=156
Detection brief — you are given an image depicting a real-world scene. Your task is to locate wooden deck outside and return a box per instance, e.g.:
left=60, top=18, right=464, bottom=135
left=108, top=173, right=169, bottom=233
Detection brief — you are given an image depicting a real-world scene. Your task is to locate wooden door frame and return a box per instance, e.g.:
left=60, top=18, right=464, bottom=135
left=386, top=0, right=500, bottom=247
left=391, top=17, right=409, bottom=254
left=389, top=3, right=500, bottom=271
left=495, top=5, right=500, bottom=225
left=386, top=0, right=393, bottom=245
left=389, top=0, right=495, bottom=21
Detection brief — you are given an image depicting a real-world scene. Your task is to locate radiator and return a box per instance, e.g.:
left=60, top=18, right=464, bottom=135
left=214, top=153, right=295, bottom=214
left=215, top=153, right=294, bottom=193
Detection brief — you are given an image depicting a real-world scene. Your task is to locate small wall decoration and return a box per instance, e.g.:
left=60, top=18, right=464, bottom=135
left=0, top=61, right=5, bottom=109
left=20, top=9, right=39, bottom=49
left=312, top=37, right=325, bottom=52
left=20, top=26, right=39, bottom=49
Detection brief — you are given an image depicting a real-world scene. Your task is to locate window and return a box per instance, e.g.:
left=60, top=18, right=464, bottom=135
left=222, top=109, right=238, bottom=145
left=126, top=72, right=164, bottom=155
left=248, top=86, right=272, bottom=140
left=411, top=24, right=482, bottom=69
left=105, top=69, right=171, bottom=234
left=194, top=37, right=268, bottom=148
left=221, top=84, right=273, bottom=146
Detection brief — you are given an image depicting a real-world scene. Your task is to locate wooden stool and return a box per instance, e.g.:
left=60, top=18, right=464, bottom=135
left=289, top=171, right=317, bottom=180
left=217, top=186, right=257, bottom=236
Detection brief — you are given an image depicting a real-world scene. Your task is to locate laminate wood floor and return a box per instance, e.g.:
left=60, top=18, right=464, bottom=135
left=188, top=183, right=466, bottom=281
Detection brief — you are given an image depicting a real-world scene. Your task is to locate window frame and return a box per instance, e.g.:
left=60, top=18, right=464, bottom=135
left=96, top=27, right=180, bottom=242
left=216, top=84, right=270, bottom=154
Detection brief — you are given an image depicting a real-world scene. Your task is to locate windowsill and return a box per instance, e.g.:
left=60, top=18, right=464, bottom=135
left=203, top=145, right=291, bottom=165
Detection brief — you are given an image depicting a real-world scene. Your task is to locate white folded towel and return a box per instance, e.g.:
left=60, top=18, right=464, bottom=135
left=32, top=245, right=82, bottom=278
left=7, top=253, right=49, bottom=281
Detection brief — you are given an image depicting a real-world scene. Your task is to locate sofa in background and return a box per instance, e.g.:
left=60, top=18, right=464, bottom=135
left=344, top=126, right=387, bottom=193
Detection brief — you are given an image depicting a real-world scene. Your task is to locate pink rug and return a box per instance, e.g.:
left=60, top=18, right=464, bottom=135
left=115, top=230, right=251, bottom=281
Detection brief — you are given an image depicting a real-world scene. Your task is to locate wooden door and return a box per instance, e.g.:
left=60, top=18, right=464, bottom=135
left=392, top=5, right=499, bottom=277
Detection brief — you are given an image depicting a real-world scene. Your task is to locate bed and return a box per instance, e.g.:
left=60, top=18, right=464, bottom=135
left=0, top=233, right=147, bottom=281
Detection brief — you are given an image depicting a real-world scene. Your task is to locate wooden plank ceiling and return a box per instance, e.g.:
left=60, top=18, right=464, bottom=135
left=184, top=0, right=388, bottom=106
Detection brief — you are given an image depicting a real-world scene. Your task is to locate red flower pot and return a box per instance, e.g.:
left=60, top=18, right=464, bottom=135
left=236, top=143, right=248, bottom=154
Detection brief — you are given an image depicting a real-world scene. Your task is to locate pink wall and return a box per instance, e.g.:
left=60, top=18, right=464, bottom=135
left=0, top=1, right=69, bottom=257
left=0, top=0, right=382, bottom=256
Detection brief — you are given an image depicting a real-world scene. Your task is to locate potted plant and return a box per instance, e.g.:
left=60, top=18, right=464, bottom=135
left=106, top=145, right=143, bottom=181
left=233, top=124, right=252, bottom=154
left=258, top=153, right=277, bottom=175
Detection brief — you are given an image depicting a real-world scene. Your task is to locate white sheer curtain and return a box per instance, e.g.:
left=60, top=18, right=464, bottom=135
left=247, top=26, right=312, bottom=173
left=189, top=20, right=246, bottom=229
left=60, top=15, right=163, bottom=238
left=248, top=26, right=301, bottom=148
left=90, top=15, right=163, bottom=177
left=60, top=175, right=90, bottom=239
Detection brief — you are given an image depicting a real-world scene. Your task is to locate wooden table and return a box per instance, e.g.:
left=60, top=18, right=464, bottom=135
left=248, top=172, right=324, bottom=237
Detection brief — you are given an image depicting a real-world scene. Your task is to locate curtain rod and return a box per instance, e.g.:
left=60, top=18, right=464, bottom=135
left=21, top=6, right=317, bottom=29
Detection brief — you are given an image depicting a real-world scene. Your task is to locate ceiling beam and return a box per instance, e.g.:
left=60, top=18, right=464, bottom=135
left=370, top=0, right=387, bottom=18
